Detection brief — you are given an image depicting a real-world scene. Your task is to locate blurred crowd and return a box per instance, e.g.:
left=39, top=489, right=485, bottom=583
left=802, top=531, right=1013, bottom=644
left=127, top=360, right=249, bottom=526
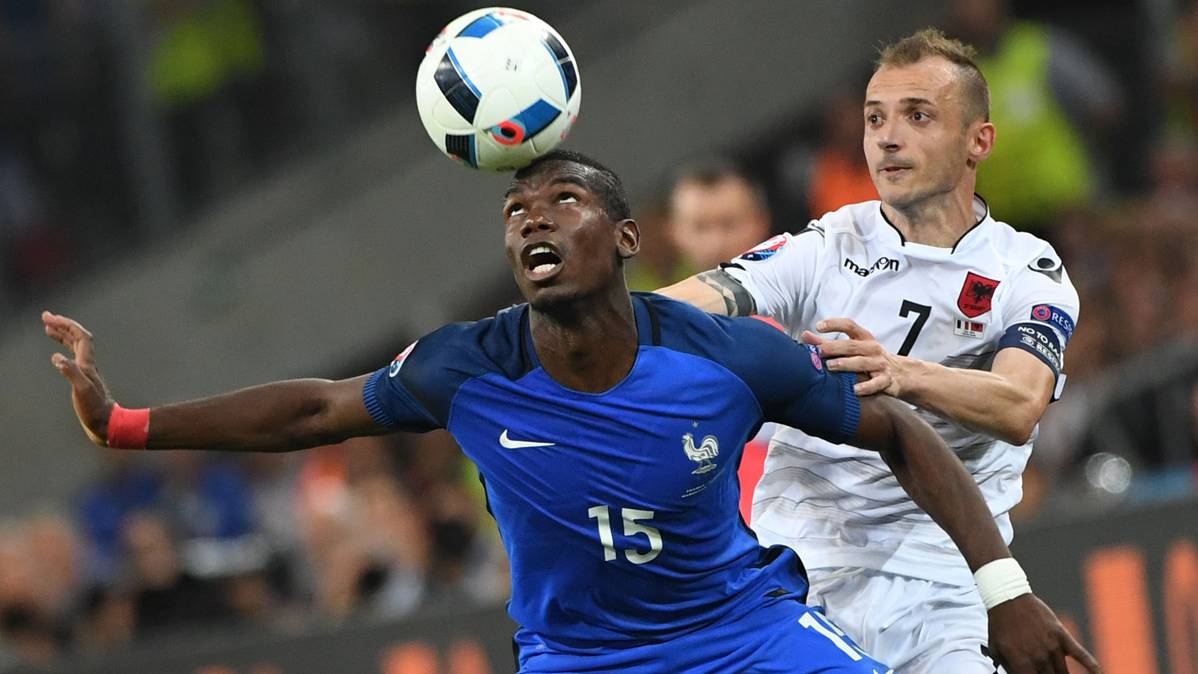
left=0, top=433, right=508, bottom=669
left=2, top=0, right=1198, bottom=670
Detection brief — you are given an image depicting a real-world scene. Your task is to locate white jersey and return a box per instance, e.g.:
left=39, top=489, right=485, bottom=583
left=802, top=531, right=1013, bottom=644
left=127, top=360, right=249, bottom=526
left=725, top=197, right=1079, bottom=587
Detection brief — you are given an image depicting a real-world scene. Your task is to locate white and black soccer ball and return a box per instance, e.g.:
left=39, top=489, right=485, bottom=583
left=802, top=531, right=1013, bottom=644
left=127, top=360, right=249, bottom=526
left=416, top=7, right=581, bottom=172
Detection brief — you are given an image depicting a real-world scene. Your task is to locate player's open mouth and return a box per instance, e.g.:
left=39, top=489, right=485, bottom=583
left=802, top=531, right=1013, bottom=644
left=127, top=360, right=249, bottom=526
left=522, top=242, right=564, bottom=282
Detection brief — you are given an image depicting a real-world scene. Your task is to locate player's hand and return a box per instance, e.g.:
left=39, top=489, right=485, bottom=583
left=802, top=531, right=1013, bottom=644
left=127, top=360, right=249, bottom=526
left=801, top=318, right=902, bottom=396
left=987, top=593, right=1101, bottom=674
left=42, top=311, right=114, bottom=446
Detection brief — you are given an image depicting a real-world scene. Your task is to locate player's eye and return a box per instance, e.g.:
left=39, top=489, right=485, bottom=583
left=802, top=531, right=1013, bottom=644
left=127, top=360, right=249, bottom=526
left=911, top=111, right=929, bottom=122
left=557, top=193, right=579, bottom=205
left=507, top=204, right=525, bottom=218
left=866, top=113, right=881, bottom=126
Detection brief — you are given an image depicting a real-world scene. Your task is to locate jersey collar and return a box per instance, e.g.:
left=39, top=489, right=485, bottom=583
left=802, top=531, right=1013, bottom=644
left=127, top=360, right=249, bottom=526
left=518, top=294, right=660, bottom=375
left=875, top=194, right=992, bottom=255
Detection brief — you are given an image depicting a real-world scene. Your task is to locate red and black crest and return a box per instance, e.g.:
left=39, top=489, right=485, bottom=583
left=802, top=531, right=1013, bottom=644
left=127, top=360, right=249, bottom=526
left=957, top=272, right=999, bottom=318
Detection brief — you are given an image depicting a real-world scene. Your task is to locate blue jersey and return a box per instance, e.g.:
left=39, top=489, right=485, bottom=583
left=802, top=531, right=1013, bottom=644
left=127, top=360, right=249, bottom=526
left=363, top=293, right=870, bottom=668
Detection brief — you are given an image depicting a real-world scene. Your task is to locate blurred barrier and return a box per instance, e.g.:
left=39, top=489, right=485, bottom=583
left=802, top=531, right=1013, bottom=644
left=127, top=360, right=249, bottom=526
left=1013, top=496, right=1198, bottom=673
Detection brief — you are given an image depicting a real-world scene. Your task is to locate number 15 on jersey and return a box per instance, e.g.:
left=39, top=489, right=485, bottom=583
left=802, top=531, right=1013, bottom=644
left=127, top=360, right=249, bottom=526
left=587, top=505, right=662, bottom=564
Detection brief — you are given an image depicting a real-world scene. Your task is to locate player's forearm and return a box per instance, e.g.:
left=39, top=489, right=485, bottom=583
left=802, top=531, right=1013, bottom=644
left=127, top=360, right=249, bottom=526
left=656, top=276, right=731, bottom=314
left=897, top=358, right=1040, bottom=445
left=144, top=379, right=357, bottom=452
left=877, top=401, right=1012, bottom=572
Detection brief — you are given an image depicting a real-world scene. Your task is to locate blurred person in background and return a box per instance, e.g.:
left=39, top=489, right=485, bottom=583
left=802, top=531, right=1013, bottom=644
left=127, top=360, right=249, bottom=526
left=119, top=511, right=231, bottom=636
left=1162, top=0, right=1198, bottom=139
left=76, top=451, right=164, bottom=583
left=667, top=159, right=772, bottom=274
left=951, top=0, right=1123, bottom=229
left=661, top=28, right=1091, bottom=673
left=73, top=586, right=134, bottom=655
left=0, top=522, right=64, bottom=668
left=146, top=0, right=266, bottom=211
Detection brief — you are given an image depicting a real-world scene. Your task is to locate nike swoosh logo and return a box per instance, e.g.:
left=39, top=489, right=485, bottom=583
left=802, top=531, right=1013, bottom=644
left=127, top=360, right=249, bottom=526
left=499, top=429, right=556, bottom=449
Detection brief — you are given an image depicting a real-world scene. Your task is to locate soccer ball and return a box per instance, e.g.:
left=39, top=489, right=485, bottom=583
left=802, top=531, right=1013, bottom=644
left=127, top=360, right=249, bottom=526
left=415, top=7, right=581, bottom=172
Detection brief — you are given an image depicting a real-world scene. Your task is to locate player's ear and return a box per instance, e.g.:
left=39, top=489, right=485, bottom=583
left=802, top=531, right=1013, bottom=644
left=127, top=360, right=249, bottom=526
left=617, top=218, right=640, bottom=260
left=967, top=120, right=996, bottom=168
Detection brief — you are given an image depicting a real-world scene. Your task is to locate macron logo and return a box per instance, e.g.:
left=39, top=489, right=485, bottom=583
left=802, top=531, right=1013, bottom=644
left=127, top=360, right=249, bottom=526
left=499, top=429, right=556, bottom=449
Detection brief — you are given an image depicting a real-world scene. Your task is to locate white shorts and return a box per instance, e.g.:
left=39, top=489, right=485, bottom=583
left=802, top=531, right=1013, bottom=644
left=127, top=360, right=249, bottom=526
left=807, top=567, right=1002, bottom=674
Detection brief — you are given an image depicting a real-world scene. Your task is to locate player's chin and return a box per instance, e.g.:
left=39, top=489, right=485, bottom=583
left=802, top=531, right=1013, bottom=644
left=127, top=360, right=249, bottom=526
left=526, top=284, right=582, bottom=313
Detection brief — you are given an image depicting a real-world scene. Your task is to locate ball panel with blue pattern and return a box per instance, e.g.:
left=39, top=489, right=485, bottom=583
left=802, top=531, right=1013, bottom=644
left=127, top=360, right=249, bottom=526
left=435, top=48, right=481, bottom=123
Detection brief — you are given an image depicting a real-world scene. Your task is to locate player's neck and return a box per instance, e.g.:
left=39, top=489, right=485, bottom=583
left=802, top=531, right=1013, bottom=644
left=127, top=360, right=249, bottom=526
left=881, top=187, right=979, bottom=248
left=529, top=286, right=639, bottom=393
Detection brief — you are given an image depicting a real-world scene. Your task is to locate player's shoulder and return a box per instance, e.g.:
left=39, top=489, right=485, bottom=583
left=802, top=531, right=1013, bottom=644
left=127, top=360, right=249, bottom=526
left=810, top=200, right=883, bottom=239
left=402, top=303, right=530, bottom=383
left=738, top=200, right=881, bottom=264
left=983, top=214, right=1076, bottom=294
left=637, top=292, right=801, bottom=363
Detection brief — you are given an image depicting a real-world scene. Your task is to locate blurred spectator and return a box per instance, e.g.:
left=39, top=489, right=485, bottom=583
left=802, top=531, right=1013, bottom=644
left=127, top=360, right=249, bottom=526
left=146, top=0, right=266, bottom=211
left=422, top=481, right=507, bottom=608
left=953, top=0, right=1122, bottom=228
left=160, top=453, right=255, bottom=542
left=624, top=201, right=686, bottom=292
left=806, top=89, right=877, bottom=217
left=667, top=159, right=772, bottom=271
left=1162, top=0, right=1198, bottom=139
left=120, top=511, right=231, bottom=636
left=76, top=451, right=163, bottom=582
left=74, top=586, right=134, bottom=654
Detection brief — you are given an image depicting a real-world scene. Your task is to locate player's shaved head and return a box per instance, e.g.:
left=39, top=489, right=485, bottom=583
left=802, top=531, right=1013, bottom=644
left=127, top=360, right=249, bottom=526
left=875, top=28, right=990, bottom=125
left=512, top=150, right=631, bottom=222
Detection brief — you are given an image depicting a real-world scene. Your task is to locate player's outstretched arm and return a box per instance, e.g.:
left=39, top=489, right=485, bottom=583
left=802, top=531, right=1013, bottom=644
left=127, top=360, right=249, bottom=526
left=853, top=396, right=1100, bottom=674
left=43, top=311, right=386, bottom=452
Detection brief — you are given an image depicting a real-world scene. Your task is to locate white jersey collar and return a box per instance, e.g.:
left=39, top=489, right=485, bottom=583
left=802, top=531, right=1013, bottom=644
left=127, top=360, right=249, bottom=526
left=875, top=195, right=993, bottom=256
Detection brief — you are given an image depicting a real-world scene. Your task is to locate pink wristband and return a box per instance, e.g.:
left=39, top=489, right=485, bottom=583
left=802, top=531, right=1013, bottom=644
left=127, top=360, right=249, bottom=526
left=107, top=404, right=150, bottom=449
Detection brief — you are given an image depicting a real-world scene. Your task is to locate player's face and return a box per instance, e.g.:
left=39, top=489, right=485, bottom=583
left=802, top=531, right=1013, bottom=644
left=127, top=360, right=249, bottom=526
left=863, top=57, right=980, bottom=210
left=669, top=178, right=770, bottom=269
left=502, top=163, right=638, bottom=311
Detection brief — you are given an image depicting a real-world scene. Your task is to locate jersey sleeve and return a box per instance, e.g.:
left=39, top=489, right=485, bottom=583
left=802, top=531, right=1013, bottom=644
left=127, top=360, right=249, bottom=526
left=997, top=251, right=1081, bottom=400
left=723, top=316, right=861, bottom=444
left=362, top=324, right=469, bottom=433
left=720, top=224, right=825, bottom=327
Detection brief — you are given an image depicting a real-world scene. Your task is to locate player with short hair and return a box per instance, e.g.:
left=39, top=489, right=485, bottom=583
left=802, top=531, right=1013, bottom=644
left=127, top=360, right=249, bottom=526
left=45, top=150, right=1087, bottom=673
left=661, top=29, right=1096, bottom=673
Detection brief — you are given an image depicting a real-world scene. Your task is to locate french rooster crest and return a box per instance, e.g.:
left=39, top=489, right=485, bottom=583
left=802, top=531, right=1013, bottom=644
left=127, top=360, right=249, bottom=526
left=682, top=433, right=719, bottom=474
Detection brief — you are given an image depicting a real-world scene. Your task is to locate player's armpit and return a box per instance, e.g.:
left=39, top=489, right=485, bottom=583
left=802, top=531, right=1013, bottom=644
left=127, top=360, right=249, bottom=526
left=656, top=271, right=756, bottom=316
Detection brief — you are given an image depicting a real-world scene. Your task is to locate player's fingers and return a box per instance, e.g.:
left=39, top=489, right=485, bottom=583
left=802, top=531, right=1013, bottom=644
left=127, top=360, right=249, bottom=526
left=817, top=318, right=876, bottom=341
left=824, top=355, right=875, bottom=373
left=51, top=353, right=90, bottom=390
left=800, top=330, right=825, bottom=346
left=817, top=340, right=873, bottom=358
left=853, top=373, right=890, bottom=396
left=1039, top=646, right=1069, bottom=674
left=1061, top=632, right=1101, bottom=673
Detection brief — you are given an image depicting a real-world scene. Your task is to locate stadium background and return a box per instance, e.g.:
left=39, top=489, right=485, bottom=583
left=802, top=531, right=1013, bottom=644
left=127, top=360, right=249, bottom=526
left=0, top=0, right=1194, bottom=672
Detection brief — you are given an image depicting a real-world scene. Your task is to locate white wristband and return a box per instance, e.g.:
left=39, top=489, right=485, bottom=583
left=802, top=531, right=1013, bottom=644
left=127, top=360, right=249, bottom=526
left=974, top=558, right=1032, bottom=610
